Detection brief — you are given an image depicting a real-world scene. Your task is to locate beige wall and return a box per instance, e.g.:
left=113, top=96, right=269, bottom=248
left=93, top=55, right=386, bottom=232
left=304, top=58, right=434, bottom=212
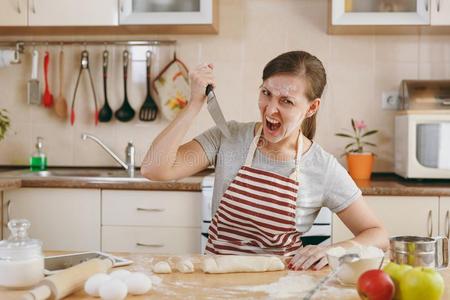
left=0, top=0, right=449, bottom=171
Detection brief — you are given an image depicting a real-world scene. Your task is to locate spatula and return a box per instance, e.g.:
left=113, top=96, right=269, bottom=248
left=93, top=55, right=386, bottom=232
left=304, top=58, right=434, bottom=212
left=27, top=50, right=40, bottom=105
left=42, top=51, right=53, bottom=108
left=54, top=49, right=68, bottom=118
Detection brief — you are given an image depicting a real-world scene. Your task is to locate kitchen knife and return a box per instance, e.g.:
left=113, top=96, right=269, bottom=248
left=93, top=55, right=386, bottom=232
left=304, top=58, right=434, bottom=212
left=205, top=84, right=231, bottom=138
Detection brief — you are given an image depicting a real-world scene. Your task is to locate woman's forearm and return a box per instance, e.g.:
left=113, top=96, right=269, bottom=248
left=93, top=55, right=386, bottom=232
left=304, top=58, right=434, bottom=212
left=335, top=226, right=389, bottom=251
left=141, top=102, right=202, bottom=178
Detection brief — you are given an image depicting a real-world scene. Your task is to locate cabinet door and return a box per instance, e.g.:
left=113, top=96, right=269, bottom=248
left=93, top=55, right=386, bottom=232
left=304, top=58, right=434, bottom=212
left=439, top=197, right=450, bottom=238
left=28, top=0, right=118, bottom=26
left=332, top=196, right=439, bottom=243
left=331, top=0, right=430, bottom=25
left=3, top=188, right=101, bottom=251
left=119, top=0, right=213, bottom=25
left=430, top=0, right=450, bottom=25
left=0, top=0, right=27, bottom=26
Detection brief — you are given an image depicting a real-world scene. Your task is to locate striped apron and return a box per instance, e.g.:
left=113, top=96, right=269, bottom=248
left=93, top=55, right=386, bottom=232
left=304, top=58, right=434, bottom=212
left=205, top=125, right=304, bottom=256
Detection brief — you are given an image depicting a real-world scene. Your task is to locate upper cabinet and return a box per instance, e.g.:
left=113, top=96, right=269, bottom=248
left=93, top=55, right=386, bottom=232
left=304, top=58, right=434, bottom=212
left=430, top=0, right=450, bottom=25
left=119, top=0, right=213, bottom=25
left=0, top=0, right=218, bottom=34
left=329, top=0, right=450, bottom=34
left=29, top=0, right=118, bottom=26
left=0, top=0, right=27, bottom=26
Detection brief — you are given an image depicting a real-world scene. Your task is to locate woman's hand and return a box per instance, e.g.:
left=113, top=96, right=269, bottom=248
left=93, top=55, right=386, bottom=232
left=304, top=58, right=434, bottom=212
left=189, top=63, right=215, bottom=108
left=288, top=245, right=330, bottom=271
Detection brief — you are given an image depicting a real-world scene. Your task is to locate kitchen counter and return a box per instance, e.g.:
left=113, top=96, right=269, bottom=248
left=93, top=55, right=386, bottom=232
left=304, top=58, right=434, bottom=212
left=1, top=254, right=449, bottom=299
left=0, top=168, right=450, bottom=195
left=0, top=178, right=21, bottom=191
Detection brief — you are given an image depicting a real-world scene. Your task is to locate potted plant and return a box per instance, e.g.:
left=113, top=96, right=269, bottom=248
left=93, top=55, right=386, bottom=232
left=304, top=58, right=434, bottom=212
left=335, top=119, right=378, bottom=180
left=0, top=109, right=10, bottom=142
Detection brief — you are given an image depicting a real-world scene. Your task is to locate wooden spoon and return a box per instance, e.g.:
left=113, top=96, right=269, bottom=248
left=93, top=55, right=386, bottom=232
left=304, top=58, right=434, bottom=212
left=54, top=49, right=68, bottom=119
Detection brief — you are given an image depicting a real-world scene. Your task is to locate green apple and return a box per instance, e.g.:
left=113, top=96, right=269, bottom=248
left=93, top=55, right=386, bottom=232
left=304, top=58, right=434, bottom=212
left=383, top=262, right=412, bottom=300
left=399, top=267, right=444, bottom=300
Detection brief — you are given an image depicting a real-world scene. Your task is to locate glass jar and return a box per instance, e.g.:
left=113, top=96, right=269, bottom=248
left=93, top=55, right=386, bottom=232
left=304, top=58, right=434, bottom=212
left=0, top=219, right=44, bottom=288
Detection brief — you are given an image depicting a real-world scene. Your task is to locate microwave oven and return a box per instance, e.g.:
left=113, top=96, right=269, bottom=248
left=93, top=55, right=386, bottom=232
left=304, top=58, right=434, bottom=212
left=395, top=111, right=450, bottom=179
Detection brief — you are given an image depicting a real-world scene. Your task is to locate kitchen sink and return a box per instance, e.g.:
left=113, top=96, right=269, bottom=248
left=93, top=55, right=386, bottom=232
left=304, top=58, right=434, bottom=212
left=0, top=168, right=150, bottom=182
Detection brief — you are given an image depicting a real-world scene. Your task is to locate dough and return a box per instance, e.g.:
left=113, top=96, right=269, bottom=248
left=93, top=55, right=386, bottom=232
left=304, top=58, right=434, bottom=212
left=202, top=255, right=285, bottom=274
left=152, top=261, right=172, bottom=274
left=175, top=258, right=194, bottom=273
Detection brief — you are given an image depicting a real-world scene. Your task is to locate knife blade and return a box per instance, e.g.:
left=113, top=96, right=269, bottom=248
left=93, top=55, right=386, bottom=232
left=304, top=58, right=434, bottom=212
left=205, top=84, right=231, bottom=138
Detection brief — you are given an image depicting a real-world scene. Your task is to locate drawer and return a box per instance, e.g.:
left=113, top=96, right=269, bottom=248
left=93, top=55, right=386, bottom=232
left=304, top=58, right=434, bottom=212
left=102, top=190, right=202, bottom=227
left=101, top=226, right=201, bottom=254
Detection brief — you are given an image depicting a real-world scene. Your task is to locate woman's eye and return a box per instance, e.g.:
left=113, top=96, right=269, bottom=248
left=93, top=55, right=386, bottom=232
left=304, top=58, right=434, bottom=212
left=262, top=89, right=270, bottom=96
left=281, top=98, right=293, bottom=105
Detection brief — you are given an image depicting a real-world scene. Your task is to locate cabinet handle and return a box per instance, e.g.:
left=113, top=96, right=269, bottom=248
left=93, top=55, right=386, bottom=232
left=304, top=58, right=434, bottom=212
left=16, top=0, right=21, bottom=14
left=31, top=0, right=36, bottom=13
left=136, top=208, right=165, bottom=212
left=425, top=0, right=429, bottom=11
left=120, top=0, right=124, bottom=13
left=445, top=210, right=449, bottom=238
left=427, top=210, right=433, bottom=237
left=437, top=0, right=441, bottom=12
left=5, top=200, right=11, bottom=227
left=136, top=242, right=164, bottom=248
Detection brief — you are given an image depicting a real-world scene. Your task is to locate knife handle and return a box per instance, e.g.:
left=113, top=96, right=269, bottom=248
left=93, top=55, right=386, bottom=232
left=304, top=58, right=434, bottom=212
left=205, top=84, right=214, bottom=96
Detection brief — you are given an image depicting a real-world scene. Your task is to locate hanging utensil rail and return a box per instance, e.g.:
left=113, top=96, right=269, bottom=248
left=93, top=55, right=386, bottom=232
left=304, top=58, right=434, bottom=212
left=0, top=40, right=177, bottom=64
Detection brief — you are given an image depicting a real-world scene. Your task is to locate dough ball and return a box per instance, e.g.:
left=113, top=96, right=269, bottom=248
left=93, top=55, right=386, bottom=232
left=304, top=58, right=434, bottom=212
left=109, top=269, right=131, bottom=281
left=202, top=255, right=285, bottom=273
left=84, top=273, right=112, bottom=297
left=99, top=278, right=128, bottom=300
left=152, top=261, right=172, bottom=274
left=176, top=259, right=194, bottom=273
left=124, top=272, right=152, bottom=295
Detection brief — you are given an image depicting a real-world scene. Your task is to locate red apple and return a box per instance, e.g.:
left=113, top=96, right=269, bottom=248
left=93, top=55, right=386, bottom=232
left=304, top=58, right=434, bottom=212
left=357, top=269, right=395, bottom=300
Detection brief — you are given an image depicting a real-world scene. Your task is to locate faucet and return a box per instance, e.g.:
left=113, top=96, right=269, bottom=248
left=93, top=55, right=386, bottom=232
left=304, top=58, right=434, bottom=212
left=81, top=133, right=135, bottom=177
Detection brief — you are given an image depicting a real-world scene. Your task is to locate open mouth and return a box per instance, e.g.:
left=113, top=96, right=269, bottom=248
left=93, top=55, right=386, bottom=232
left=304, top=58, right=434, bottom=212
left=265, top=116, right=281, bottom=133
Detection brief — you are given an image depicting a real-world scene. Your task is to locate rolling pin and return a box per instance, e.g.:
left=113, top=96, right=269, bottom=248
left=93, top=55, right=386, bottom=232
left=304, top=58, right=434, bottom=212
left=22, top=258, right=113, bottom=300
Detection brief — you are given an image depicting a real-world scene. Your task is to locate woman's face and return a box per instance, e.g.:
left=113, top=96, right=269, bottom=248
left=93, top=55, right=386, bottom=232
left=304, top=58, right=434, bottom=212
left=258, top=73, right=315, bottom=144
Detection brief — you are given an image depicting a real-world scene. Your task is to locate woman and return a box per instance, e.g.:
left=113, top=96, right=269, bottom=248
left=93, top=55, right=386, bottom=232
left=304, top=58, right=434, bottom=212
left=141, top=50, right=389, bottom=271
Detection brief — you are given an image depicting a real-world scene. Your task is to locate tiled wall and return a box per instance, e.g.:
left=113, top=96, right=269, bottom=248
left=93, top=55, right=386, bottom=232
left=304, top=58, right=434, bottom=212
left=1, top=0, right=449, bottom=171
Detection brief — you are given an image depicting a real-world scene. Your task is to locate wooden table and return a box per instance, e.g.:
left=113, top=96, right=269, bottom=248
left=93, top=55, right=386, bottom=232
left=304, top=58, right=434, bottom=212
left=1, top=254, right=449, bottom=299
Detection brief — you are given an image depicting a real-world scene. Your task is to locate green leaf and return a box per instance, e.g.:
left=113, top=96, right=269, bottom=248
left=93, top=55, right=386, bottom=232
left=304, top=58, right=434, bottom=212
left=351, top=119, right=356, bottom=132
left=335, top=133, right=354, bottom=138
left=344, top=142, right=355, bottom=150
left=361, top=130, right=378, bottom=137
left=363, top=142, right=377, bottom=147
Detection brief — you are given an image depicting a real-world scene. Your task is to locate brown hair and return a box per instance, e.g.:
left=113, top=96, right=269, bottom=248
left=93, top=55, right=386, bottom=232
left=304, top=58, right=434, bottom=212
left=262, top=51, right=327, bottom=140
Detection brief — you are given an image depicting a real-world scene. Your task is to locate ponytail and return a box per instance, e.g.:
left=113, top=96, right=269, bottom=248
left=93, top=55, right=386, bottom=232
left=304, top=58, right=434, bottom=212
left=302, top=114, right=316, bottom=140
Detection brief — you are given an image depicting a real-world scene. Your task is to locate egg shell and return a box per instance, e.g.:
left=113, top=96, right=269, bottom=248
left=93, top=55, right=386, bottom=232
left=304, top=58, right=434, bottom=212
left=84, top=273, right=112, bottom=297
left=109, top=269, right=131, bottom=281
left=124, top=272, right=152, bottom=295
left=99, top=278, right=128, bottom=300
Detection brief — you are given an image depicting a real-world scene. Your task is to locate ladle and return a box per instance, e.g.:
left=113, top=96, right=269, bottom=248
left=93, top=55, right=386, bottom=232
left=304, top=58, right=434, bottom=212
left=115, top=50, right=135, bottom=122
left=98, top=50, right=113, bottom=122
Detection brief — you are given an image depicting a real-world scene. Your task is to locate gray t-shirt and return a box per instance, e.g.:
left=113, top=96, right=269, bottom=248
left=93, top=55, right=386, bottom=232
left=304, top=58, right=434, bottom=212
left=194, top=121, right=362, bottom=233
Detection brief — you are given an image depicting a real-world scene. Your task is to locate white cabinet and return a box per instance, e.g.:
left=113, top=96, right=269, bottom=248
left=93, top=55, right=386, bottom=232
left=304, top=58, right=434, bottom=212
left=430, top=0, right=450, bottom=25
left=331, top=0, right=450, bottom=26
left=28, top=0, right=118, bottom=26
left=101, top=190, right=202, bottom=254
left=0, top=0, right=27, bottom=26
left=439, top=197, right=450, bottom=238
left=332, top=196, right=439, bottom=243
left=3, top=188, right=101, bottom=251
left=119, top=0, right=213, bottom=25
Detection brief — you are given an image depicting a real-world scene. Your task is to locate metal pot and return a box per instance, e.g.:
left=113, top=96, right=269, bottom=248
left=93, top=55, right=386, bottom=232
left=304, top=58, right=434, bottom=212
left=389, top=236, right=448, bottom=269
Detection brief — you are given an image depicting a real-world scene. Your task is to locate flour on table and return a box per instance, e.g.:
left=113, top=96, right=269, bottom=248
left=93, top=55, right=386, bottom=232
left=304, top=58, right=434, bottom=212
left=234, top=272, right=358, bottom=299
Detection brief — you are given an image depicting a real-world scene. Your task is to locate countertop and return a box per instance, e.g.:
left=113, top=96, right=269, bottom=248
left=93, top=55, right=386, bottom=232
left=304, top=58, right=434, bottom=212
left=1, top=254, right=449, bottom=299
left=0, top=167, right=450, bottom=195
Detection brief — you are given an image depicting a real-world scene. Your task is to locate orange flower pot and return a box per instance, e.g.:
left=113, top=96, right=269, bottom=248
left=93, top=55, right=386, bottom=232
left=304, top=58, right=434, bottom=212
left=346, top=152, right=374, bottom=180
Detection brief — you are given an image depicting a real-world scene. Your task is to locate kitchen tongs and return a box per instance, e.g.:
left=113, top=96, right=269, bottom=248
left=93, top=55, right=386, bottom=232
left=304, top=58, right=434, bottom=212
left=70, top=50, right=98, bottom=126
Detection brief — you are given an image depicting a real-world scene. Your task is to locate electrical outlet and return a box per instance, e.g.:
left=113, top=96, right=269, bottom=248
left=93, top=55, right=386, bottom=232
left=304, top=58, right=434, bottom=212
left=381, top=91, right=400, bottom=110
